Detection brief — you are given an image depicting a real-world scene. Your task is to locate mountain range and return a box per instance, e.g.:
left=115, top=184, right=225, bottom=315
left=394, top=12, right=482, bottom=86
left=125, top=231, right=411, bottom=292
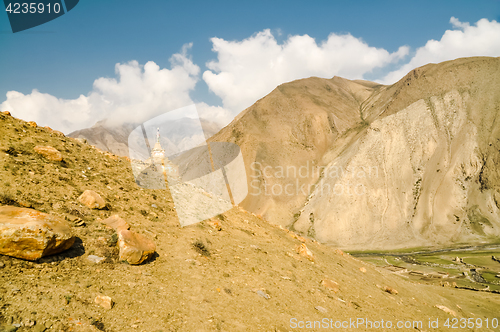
left=71, top=56, right=500, bottom=250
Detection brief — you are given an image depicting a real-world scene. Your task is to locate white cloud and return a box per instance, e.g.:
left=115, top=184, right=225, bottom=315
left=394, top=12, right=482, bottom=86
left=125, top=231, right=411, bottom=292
left=381, top=17, right=500, bottom=84
left=3, top=18, right=499, bottom=134
left=202, top=29, right=409, bottom=114
left=195, top=102, right=232, bottom=125
left=0, top=44, right=232, bottom=134
left=1, top=89, right=95, bottom=133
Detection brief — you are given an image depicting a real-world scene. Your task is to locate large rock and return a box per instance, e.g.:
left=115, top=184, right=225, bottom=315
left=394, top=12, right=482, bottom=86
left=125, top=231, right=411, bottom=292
left=117, top=230, right=156, bottom=264
left=100, top=215, right=129, bottom=232
left=34, top=146, right=63, bottom=162
left=78, top=190, right=106, bottom=209
left=0, top=206, right=75, bottom=260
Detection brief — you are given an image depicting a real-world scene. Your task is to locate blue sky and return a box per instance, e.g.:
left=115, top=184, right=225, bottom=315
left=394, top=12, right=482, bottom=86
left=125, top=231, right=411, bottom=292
left=1, top=0, right=499, bottom=133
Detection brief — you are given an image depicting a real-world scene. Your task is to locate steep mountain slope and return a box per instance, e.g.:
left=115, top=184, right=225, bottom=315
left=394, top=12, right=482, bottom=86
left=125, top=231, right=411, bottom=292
left=210, top=76, right=383, bottom=226
left=3, top=112, right=499, bottom=331
left=211, top=57, right=500, bottom=250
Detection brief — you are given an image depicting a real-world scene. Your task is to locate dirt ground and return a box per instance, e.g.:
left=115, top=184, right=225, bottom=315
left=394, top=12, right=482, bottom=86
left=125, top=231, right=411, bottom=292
left=1, top=112, right=500, bottom=331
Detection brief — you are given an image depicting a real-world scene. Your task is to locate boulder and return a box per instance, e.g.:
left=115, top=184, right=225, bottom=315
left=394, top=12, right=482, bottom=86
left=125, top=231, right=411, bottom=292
left=117, top=230, right=156, bottom=264
left=100, top=215, right=129, bottom=232
left=78, top=190, right=106, bottom=209
left=34, top=146, right=63, bottom=162
left=0, top=206, right=75, bottom=260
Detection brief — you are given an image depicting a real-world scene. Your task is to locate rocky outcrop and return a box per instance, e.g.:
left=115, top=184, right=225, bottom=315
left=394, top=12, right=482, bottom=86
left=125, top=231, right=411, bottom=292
left=0, top=206, right=75, bottom=260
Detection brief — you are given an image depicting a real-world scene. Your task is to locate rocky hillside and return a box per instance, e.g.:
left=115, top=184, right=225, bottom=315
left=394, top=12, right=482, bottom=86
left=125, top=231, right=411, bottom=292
left=2, top=111, right=500, bottom=331
left=210, top=56, right=500, bottom=250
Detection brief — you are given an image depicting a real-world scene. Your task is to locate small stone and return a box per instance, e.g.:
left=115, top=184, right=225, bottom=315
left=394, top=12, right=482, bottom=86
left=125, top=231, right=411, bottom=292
left=359, top=267, right=367, bottom=273
left=27, top=121, right=37, bottom=128
left=33, top=146, right=63, bottom=162
left=87, top=255, right=105, bottom=264
left=0, top=206, right=75, bottom=261
left=2, top=111, right=11, bottom=116
left=297, top=243, right=314, bottom=261
left=100, top=215, right=129, bottom=232
left=95, top=295, right=113, bottom=309
left=0, top=261, right=5, bottom=268
left=435, top=305, right=456, bottom=316
left=78, top=190, right=106, bottom=209
left=73, top=218, right=85, bottom=227
left=315, top=306, right=328, bottom=313
left=117, top=230, right=156, bottom=265
left=75, top=138, right=87, bottom=144
left=255, top=289, right=270, bottom=299
left=321, top=279, right=339, bottom=293
left=22, top=318, right=35, bottom=327
left=384, top=286, right=398, bottom=295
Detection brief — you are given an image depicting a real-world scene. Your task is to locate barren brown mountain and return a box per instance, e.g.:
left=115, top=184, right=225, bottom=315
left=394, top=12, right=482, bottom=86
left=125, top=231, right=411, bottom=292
left=210, top=56, right=500, bottom=250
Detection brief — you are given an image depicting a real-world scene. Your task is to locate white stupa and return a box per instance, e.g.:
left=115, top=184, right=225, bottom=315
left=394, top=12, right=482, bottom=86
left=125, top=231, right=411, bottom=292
left=147, top=128, right=179, bottom=178
left=151, top=128, right=165, bottom=163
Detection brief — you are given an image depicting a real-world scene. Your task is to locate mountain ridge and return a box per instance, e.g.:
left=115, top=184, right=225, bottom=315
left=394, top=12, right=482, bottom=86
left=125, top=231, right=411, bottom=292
left=210, top=56, right=500, bottom=250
